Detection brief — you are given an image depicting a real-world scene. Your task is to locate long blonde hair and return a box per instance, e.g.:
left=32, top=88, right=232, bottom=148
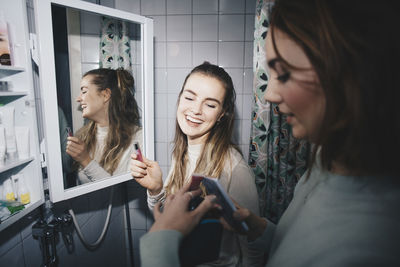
left=76, top=68, right=140, bottom=174
left=165, top=62, right=238, bottom=195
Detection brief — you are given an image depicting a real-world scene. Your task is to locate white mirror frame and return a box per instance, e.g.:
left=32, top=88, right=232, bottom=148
left=34, top=0, right=154, bottom=202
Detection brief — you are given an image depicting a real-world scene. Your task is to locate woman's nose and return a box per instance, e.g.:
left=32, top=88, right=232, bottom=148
left=191, top=101, right=202, bottom=114
left=76, top=95, right=82, bottom=102
left=264, top=80, right=283, bottom=104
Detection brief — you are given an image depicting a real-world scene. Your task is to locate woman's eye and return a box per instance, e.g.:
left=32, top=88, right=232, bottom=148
left=184, top=97, right=193, bottom=101
left=206, top=104, right=216, bottom=108
left=277, top=72, right=290, bottom=83
left=82, top=91, right=87, bottom=94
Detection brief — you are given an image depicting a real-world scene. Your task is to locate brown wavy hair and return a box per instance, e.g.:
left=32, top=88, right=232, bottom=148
left=165, top=62, right=239, bottom=195
left=269, top=0, right=400, bottom=175
left=76, top=68, right=140, bottom=174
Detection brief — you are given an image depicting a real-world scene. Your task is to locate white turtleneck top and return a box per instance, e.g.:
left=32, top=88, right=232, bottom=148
left=147, top=143, right=263, bottom=267
left=77, top=125, right=142, bottom=184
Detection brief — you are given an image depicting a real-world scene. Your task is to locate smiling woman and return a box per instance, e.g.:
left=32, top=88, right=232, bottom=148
left=67, top=68, right=142, bottom=185
left=130, top=62, right=263, bottom=266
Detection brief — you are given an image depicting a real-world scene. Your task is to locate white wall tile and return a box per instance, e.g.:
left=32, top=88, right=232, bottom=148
left=155, top=93, right=168, bottom=118
left=246, top=0, right=256, bottom=14
left=193, top=42, right=218, bottom=66
left=141, top=0, right=166, bottom=15
left=219, top=15, right=245, bottom=41
left=155, top=118, right=168, bottom=142
left=244, top=41, right=253, bottom=67
left=167, top=0, right=192, bottom=14
left=155, top=141, right=168, bottom=165
left=243, top=94, right=253, bottom=121
left=193, top=0, right=218, bottom=14
left=81, top=63, right=100, bottom=76
left=225, top=68, right=244, bottom=94
left=242, top=119, right=251, bottom=146
left=244, top=68, right=254, bottom=94
left=218, top=42, right=244, bottom=68
left=167, top=42, right=192, bottom=67
left=193, top=15, right=218, bottom=41
left=80, top=13, right=101, bottom=35
left=167, top=68, right=190, bottom=93
left=131, top=229, right=146, bottom=248
left=241, top=144, right=249, bottom=162
left=232, top=119, right=242, bottom=144
left=155, top=68, right=168, bottom=93
left=152, top=15, right=166, bottom=42
left=168, top=93, right=179, bottom=118
left=235, top=94, right=244, bottom=120
left=245, top=14, right=255, bottom=41
left=155, top=42, right=167, bottom=68
left=167, top=118, right=176, bottom=145
left=219, top=0, right=245, bottom=14
left=100, top=0, right=115, bottom=8
left=115, top=0, right=139, bottom=13
left=81, top=35, right=100, bottom=63
left=167, top=15, right=192, bottom=41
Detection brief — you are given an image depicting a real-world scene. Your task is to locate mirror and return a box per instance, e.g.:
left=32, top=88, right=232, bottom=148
left=35, top=0, right=154, bottom=202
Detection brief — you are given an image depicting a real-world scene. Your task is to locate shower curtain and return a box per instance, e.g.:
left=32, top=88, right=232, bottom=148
left=99, top=16, right=132, bottom=70
left=249, top=0, right=310, bottom=224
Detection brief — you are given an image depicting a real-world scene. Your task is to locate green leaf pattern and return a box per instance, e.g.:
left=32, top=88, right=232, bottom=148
left=249, top=0, right=310, bottom=223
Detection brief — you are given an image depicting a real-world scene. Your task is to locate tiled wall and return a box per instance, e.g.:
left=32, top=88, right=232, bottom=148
left=0, top=0, right=129, bottom=266
left=114, top=0, right=256, bottom=177
left=1, top=1, right=256, bottom=266
left=113, top=0, right=256, bottom=265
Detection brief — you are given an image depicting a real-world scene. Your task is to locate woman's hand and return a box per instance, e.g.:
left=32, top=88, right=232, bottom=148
left=220, top=199, right=267, bottom=242
left=149, top=182, right=217, bottom=236
left=66, top=136, right=91, bottom=167
left=130, top=153, right=163, bottom=195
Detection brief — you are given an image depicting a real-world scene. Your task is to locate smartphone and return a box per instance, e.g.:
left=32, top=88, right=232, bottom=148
left=66, top=127, right=73, bottom=137
left=133, top=142, right=143, bottom=162
left=201, top=176, right=249, bottom=232
left=189, top=174, right=204, bottom=191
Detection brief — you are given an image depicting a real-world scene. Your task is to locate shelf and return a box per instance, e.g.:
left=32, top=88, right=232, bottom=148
left=0, top=65, right=25, bottom=72
left=0, top=157, right=34, bottom=173
left=0, top=91, right=28, bottom=104
left=0, top=91, right=28, bottom=97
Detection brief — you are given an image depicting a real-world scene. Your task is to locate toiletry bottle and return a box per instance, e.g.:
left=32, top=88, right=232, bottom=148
left=17, top=174, right=30, bottom=204
left=3, top=178, right=15, bottom=201
left=0, top=11, right=11, bottom=66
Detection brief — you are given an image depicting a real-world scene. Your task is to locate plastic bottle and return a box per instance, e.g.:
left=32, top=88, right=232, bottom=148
left=3, top=178, right=15, bottom=201
left=16, top=174, right=30, bottom=204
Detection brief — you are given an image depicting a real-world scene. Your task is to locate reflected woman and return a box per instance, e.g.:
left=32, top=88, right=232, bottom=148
left=66, top=68, right=142, bottom=184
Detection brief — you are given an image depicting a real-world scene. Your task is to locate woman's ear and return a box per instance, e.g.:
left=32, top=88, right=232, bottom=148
left=102, top=88, right=112, bottom=102
left=217, top=112, right=225, bottom=122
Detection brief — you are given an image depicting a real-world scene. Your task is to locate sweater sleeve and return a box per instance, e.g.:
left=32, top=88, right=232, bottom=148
left=140, top=230, right=183, bottom=267
left=78, top=159, right=111, bottom=184
left=248, top=218, right=277, bottom=257
left=147, top=188, right=166, bottom=211
left=225, top=156, right=264, bottom=266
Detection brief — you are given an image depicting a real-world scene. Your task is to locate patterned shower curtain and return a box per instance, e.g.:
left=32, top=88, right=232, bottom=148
left=99, top=17, right=132, bottom=70
left=249, top=0, right=311, bottom=224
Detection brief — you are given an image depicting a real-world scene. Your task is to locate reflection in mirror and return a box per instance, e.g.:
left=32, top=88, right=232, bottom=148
left=51, top=5, right=143, bottom=189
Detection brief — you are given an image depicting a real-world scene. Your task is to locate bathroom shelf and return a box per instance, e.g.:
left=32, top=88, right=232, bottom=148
left=0, top=66, right=25, bottom=72
left=0, top=157, right=34, bottom=173
left=0, top=91, right=28, bottom=97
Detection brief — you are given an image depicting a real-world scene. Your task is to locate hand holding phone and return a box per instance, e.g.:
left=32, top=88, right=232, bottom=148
left=201, top=176, right=249, bottom=233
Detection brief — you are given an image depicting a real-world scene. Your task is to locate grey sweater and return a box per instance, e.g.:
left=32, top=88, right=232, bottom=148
left=140, top=162, right=400, bottom=267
